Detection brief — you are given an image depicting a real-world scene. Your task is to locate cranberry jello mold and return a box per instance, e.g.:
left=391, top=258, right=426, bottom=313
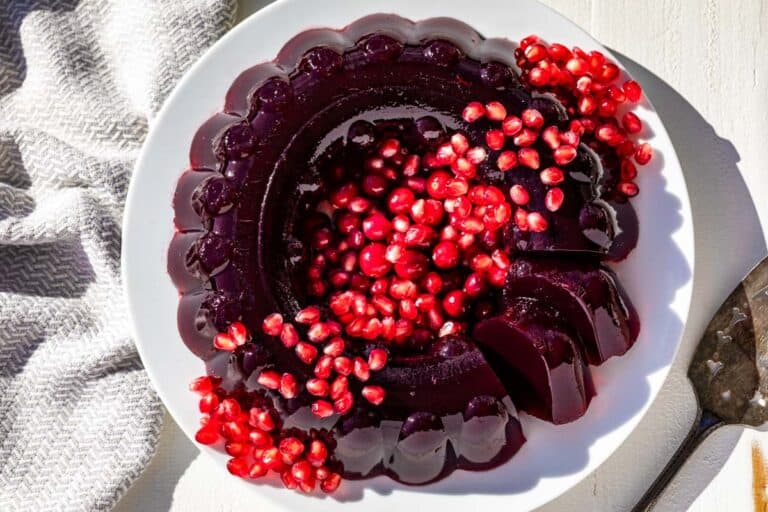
left=167, top=13, right=645, bottom=491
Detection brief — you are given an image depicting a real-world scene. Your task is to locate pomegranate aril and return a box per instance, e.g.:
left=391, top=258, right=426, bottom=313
left=464, top=273, right=488, bottom=298
left=501, top=116, right=523, bottom=136
left=623, top=80, right=643, bottom=102
left=329, top=375, right=349, bottom=400
left=311, top=400, right=334, bottom=418
left=566, top=57, right=589, bottom=76
left=248, top=461, right=268, bottom=479
left=421, top=272, right=444, bottom=295
left=227, top=322, right=249, bottom=345
left=368, top=348, right=388, bottom=371
left=213, top=333, right=238, bottom=352
left=307, top=322, right=331, bottom=343
left=333, top=356, right=353, bottom=376
left=281, top=470, right=299, bottom=490
left=225, top=441, right=249, bottom=457
left=321, top=472, right=342, bottom=493
left=195, top=424, right=219, bottom=445
left=295, top=306, right=320, bottom=324
left=249, top=429, right=273, bottom=448
left=462, top=101, right=486, bottom=122
left=521, top=108, right=544, bottom=129
left=250, top=408, right=277, bottom=432
left=518, top=148, right=540, bottom=169
left=619, top=181, right=639, bottom=197
left=621, top=159, right=638, bottom=181
left=314, top=355, right=333, bottom=379
left=279, top=436, right=305, bottom=461
left=576, top=76, right=593, bottom=95
left=307, top=440, right=329, bottom=467
left=358, top=243, right=392, bottom=277
left=451, top=157, right=476, bottom=178
left=402, top=154, right=421, bottom=176
left=443, top=290, right=467, bottom=318
left=393, top=249, right=428, bottom=280
left=389, top=278, right=418, bottom=299
left=554, top=145, right=577, bottom=165
left=220, top=421, right=248, bottom=441
left=635, top=142, right=653, bottom=165
left=261, top=446, right=284, bottom=470
left=295, top=342, right=318, bottom=364
left=306, top=378, right=329, bottom=397
left=279, top=373, right=299, bottom=399
left=276, top=322, right=297, bottom=348
left=216, top=398, right=241, bottom=421
left=547, top=42, right=571, bottom=62
left=577, top=95, right=597, bottom=115
left=524, top=43, right=548, bottom=63
left=459, top=216, right=485, bottom=234
left=621, top=112, right=642, bottom=134
left=257, top=370, right=281, bottom=390
left=387, top=187, right=416, bottom=214
left=227, top=457, right=250, bottom=477
left=435, top=142, right=457, bottom=165
left=496, top=150, right=518, bottom=171
left=509, top=184, right=530, bottom=205
left=352, top=357, right=371, bottom=382
left=485, top=101, right=507, bottom=121
left=515, top=207, right=529, bottom=231
left=466, top=146, right=488, bottom=164
left=379, top=138, right=400, bottom=158
left=527, top=211, right=549, bottom=232
left=513, top=128, right=537, bottom=147
left=431, top=240, right=460, bottom=269
left=362, top=212, right=392, bottom=241
left=528, top=66, right=551, bottom=87
left=334, top=391, right=355, bottom=414
left=199, top=392, right=219, bottom=413
left=330, top=183, right=358, bottom=208
left=446, top=178, right=469, bottom=197
left=545, top=187, right=565, bottom=212
left=485, top=129, right=505, bottom=150
left=361, top=385, right=386, bottom=406
left=542, top=126, right=561, bottom=149
left=189, top=375, right=220, bottom=394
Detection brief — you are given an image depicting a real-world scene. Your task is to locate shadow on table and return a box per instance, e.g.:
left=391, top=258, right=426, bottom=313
left=537, top=51, right=766, bottom=512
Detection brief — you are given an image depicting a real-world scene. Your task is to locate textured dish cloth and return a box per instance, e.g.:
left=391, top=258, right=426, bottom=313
left=0, top=1, right=236, bottom=510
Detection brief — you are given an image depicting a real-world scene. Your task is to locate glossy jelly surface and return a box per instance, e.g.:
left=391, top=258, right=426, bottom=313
left=167, top=14, right=640, bottom=486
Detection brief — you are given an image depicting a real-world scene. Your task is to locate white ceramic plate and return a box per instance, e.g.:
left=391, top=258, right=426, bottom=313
left=122, top=0, right=694, bottom=510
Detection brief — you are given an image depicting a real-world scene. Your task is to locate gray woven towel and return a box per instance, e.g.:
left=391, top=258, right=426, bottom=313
left=0, top=1, right=236, bottom=510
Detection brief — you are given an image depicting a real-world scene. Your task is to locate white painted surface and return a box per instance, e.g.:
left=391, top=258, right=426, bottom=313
left=115, top=0, right=768, bottom=510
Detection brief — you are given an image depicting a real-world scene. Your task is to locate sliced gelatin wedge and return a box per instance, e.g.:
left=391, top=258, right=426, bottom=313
left=503, top=257, right=640, bottom=365
left=474, top=297, right=595, bottom=424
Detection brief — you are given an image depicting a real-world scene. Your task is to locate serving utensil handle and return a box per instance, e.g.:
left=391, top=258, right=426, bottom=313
left=631, top=408, right=724, bottom=512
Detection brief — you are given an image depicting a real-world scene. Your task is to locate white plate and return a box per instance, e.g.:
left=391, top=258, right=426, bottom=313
left=122, top=0, right=694, bottom=510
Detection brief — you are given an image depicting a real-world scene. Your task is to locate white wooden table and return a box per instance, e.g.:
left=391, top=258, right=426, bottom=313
left=115, top=1, right=768, bottom=510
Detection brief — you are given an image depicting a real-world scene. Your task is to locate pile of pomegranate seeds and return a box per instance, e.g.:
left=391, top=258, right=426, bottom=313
left=299, top=134, right=516, bottom=351
left=190, top=375, right=343, bottom=493
left=514, top=35, right=651, bottom=196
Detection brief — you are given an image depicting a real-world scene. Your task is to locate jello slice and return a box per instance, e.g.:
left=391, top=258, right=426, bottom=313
left=334, top=335, right=525, bottom=484
left=474, top=297, right=594, bottom=424
left=503, top=257, right=640, bottom=365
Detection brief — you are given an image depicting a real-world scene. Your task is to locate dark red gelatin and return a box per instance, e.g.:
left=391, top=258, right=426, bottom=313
left=474, top=298, right=594, bottom=424
left=503, top=256, right=640, bottom=365
left=167, top=14, right=642, bottom=488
